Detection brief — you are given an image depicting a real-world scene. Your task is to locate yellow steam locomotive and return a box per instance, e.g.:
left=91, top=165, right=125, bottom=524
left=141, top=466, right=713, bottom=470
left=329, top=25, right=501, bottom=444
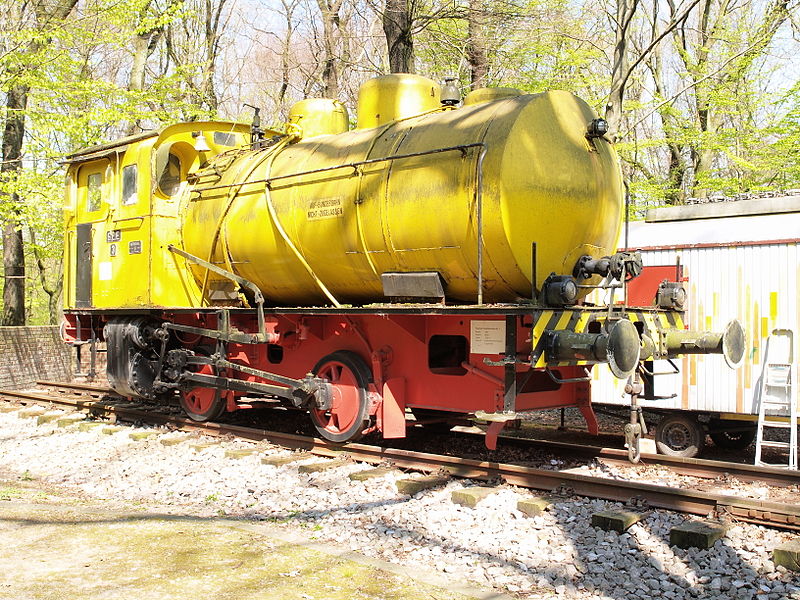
left=61, top=74, right=743, bottom=460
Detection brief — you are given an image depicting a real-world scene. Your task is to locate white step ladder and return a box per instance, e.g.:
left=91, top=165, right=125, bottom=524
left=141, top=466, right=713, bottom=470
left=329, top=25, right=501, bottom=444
left=754, top=329, right=797, bottom=470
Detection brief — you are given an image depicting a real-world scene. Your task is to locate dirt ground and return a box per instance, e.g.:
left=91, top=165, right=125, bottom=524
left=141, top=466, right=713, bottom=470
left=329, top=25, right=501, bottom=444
left=0, top=477, right=504, bottom=600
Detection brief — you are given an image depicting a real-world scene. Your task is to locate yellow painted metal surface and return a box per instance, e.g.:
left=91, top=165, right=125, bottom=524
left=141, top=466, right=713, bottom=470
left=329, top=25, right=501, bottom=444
left=288, top=99, right=349, bottom=138
left=356, top=74, right=441, bottom=129
left=64, top=78, right=624, bottom=310
left=463, top=87, right=522, bottom=106
left=181, top=85, right=623, bottom=306
left=719, top=413, right=758, bottom=422
left=63, top=121, right=250, bottom=310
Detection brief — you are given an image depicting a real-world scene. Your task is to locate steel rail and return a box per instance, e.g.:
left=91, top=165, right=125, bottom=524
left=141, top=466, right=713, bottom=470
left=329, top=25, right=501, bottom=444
left=3, top=385, right=800, bottom=531
left=466, top=431, right=800, bottom=488
left=27, top=381, right=800, bottom=488
left=36, top=380, right=110, bottom=395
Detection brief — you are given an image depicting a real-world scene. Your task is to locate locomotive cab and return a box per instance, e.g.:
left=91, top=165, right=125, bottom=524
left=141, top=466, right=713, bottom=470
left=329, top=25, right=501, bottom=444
left=62, top=122, right=250, bottom=313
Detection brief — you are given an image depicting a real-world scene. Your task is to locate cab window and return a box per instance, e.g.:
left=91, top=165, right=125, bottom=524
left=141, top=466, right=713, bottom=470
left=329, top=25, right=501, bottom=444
left=122, top=164, right=137, bottom=205
left=158, top=153, right=182, bottom=196
left=86, top=173, right=102, bottom=212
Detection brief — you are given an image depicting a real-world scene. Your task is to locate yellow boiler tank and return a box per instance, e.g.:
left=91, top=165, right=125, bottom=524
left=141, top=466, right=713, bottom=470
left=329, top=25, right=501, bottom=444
left=179, top=76, right=623, bottom=306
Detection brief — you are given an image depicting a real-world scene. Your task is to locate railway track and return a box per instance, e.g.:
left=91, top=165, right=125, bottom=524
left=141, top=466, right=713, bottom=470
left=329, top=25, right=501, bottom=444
left=27, top=380, right=800, bottom=488
left=3, top=381, right=800, bottom=532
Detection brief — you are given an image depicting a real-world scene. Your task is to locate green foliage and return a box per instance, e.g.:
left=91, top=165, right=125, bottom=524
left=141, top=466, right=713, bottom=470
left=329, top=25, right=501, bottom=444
left=0, top=0, right=214, bottom=323
left=417, top=0, right=608, bottom=105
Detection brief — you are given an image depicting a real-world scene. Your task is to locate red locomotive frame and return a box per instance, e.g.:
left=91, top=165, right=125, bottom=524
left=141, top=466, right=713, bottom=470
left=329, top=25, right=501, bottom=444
left=63, top=306, right=597, bottom=448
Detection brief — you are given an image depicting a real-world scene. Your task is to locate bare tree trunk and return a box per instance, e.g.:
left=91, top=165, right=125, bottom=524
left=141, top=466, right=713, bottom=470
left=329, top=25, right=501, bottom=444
left=128, top=0, right=156, bottom=93
left=127, top=0, right=163, bottom=135
left=278, top=0, right=297, bottom=109
left=129, top=35, right=150, bottom=94
left=0, top=0, right=78, bottom=324
left=201, top=0, right=220, bottom=111
left=604, top=0, right=638, bottom=142
left=316, top=0, right=344, bottom=95
left=647, top=50, right=686, bottom=204
left=465, top=0, right=488, bottom=90
left=30, top=228, right=62, bottom=324
left=692, top=95, right=721, bottom=198
left=1, top=85, right=28, bottom=326
left=382, top=0, right=414, bottom=73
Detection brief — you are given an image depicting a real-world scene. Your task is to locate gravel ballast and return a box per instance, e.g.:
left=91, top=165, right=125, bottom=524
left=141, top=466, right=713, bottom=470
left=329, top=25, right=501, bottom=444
left=1, top=406, right=798, bottom=600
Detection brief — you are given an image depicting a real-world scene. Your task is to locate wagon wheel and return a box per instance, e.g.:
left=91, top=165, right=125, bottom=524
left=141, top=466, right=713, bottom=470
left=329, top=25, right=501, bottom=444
left=310, top=351, right=372, bottom=443
left=179, top=350, right=226, bottom=422
left=655, top=414, right=704, bottom=458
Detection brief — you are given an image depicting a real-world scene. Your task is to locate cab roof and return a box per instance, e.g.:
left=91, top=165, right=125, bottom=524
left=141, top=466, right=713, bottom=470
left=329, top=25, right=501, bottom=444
left=64, top=121, right=250, bottom=165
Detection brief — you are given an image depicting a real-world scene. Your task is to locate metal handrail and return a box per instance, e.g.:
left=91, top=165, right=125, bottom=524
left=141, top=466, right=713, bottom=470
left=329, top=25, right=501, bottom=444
left=189, top=141, right=489, bottom=305
left=189, top=143, right=487, bottom=193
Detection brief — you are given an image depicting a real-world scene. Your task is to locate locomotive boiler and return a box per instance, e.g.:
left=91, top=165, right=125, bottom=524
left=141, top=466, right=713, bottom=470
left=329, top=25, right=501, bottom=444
left=61, top=74, right=744, bottom=461
left=180, top=75, right=623, bottom=306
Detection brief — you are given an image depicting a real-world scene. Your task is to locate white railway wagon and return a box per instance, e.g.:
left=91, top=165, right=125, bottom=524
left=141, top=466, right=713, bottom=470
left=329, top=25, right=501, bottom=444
left=592, top=196, right=800, bottom=457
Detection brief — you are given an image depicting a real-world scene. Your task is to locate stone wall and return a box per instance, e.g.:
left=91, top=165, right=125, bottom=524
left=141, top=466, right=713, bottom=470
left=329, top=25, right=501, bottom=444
left=0, top=326, right=73, bottom=389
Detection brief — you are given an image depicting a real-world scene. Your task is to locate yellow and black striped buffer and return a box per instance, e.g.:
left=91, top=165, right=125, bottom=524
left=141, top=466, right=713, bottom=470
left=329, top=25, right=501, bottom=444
left=530, top=308, right=685, bottom=368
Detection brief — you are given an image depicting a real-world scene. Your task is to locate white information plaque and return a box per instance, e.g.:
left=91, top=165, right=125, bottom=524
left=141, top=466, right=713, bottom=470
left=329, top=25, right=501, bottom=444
left=469, top=320, right=506, bottom=354
left=98, top=261, right=112, bottom=281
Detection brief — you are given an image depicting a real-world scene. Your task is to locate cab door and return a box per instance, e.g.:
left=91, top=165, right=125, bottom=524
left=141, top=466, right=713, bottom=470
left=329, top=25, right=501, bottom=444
left=74, top=162, right=108, bottom=308
left=75, top=222, right=93, bottom=307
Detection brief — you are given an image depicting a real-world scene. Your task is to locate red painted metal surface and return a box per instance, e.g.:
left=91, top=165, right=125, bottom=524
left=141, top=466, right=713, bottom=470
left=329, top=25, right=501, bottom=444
left=381, top=378, right=406, bottom=438
left=625, top=264, right=683, bottom=307
left=61, top=310, right=597, bottom=440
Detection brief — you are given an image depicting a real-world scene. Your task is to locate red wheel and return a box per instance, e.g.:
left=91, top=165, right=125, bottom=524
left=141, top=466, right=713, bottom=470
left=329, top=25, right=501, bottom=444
left=179, top=361, right=226, bottom=422
left=310, top=351, right=372, bottom=443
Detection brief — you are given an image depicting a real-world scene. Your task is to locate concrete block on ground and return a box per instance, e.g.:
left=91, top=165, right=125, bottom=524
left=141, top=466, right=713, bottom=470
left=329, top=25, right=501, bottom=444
left=261, top=453, right=311, bottom=466
left=517, top=497, right=553, bottom=517
left=451, top=486, right=499, bottom=508
left=36, top=412, right=64, bottom=425
left=225, top=448, right=257, bottom=459
left=77, top=422, right=104, bottom=432
left=298, top=459, right=349, bottom=473
left=592, top=510, right=643, bottom=532
left=159, top=436, right=187, bottom=447
left=17, top=407, right=46, bottom=419
left=129, top=431, right=159, bottom=441
left=189, top=442, right=217, bottom=452
left=57, top=415, right=85, bottom=427
left=395, top=475, right=449, bottom=495
left=325, top=449, right=351, bottom=456
left=670, top=520, right=728, bottom=549
left=102, top=426, right=125, bottom=435
left=773, top=540, right=800, bottom=571
left=349, top=467, right=396, bottom=481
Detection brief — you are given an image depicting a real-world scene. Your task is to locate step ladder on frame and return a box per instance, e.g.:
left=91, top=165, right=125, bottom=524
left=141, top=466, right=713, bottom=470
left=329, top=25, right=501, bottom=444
left=754, top=329, right=797, bottom=470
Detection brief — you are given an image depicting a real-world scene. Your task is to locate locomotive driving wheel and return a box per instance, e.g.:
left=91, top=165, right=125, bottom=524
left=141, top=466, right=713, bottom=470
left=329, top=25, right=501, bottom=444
left=179, top=353, right=226, bottom=422
left=310, top=351, right=372, bottom=443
